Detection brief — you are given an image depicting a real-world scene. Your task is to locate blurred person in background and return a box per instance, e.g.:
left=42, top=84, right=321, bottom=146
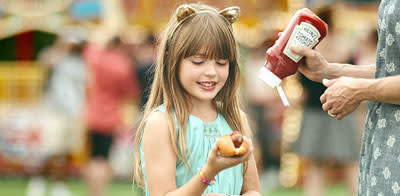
left=290, top=1, right=400, bottom=195
left=82, top=28, right=139, bottom=196
left=25, top=29, right=87, bottom=196
left=292, top=6, right=359, bottom=196
left=244, top=40, right=283, bottom=192
left=40, top=29, right=87, bottom=126
left=133, top=32, right=156, bottom=110
left=353, top=28, right=378, bottom=67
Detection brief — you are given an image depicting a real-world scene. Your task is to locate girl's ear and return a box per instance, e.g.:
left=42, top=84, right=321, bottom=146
left=176, top=5, right=196, bottom=22
left=219, top=6, right=240, bottom=24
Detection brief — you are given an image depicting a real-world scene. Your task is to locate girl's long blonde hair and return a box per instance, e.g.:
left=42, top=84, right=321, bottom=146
left=133, top=3, right=246, bottom=190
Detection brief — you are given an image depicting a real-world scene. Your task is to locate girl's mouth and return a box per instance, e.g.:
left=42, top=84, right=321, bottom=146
left=197, top=81, right=217, bottom=90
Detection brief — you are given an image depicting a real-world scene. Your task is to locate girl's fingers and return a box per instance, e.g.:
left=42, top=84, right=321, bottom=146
left=244, top=136, right=254, bottom=152
left=229, top=137, right=253, bottom=162
left=242, top=137, right=254, bottom=160
left=210, top=140, right=219, bottom=157
left=231, top=134, right=243, bottom=144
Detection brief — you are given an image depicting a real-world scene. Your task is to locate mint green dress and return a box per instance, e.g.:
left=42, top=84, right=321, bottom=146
left=139, top=105, right=243, bottom=195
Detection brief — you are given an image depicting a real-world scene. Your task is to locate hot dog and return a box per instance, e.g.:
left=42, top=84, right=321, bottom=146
left=217, top=131, right=249, bottom=157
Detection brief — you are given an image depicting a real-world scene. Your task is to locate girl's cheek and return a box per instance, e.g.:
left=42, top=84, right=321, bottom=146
left=218, top=66, right=229, bottom=78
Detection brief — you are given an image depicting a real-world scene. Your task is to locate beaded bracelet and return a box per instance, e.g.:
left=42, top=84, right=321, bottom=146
left=198, top=170, right=216, bottom=186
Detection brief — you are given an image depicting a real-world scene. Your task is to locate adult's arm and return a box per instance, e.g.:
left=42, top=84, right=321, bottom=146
left=290, top=45, right=376, bottom=82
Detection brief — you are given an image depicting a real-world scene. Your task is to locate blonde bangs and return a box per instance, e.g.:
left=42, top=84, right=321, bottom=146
left=172, top=12, right=237, bottom=62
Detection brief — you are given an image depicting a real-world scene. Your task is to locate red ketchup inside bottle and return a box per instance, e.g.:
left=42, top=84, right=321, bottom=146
left=258, top=8, right=328, bottom=106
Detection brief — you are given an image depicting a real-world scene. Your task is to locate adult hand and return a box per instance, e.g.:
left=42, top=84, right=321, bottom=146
left=290, top=45, right=329, bottom=82
left=204, top=136, right=254, bottom=176
left=320, top=77, right=363, bottom=120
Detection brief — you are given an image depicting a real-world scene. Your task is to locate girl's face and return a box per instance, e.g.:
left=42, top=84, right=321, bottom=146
left=178, top=54, right=229, bottom=104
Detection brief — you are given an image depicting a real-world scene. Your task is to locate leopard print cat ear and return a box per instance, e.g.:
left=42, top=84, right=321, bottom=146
left=176, top=5, right=196, bottom=22
left=219, top=6, right=240, bottom=24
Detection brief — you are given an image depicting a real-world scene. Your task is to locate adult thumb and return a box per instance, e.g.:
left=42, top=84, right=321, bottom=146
left=322, top=78, right=334, bottom=87
left=290, top=45, right=314, bottom=57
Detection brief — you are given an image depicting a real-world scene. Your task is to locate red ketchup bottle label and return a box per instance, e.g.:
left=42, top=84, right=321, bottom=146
left=258, top=8, right=328, bottom=106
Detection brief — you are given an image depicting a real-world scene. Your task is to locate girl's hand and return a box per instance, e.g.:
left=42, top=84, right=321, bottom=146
left=204, top=136, right=254, bottom=176
left=290, top=45, right=329, bottom=82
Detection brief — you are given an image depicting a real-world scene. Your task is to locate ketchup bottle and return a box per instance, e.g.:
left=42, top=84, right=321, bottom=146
left=258, top=8, right=328, bottom=106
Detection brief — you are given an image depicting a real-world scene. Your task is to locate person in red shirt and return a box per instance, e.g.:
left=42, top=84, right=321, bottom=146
left=83, top=35, right=138, bottom=196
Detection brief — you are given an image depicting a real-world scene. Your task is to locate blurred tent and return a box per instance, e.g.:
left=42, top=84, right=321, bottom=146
left=69, top=0, right=102, bottom=21
left=307, top=0, right=378, bottom=6
left=0, top=0, right=304, bottom=104
left=0, top=0, right=301, bottom=47
left=345, top=0, right=378, bottom=3
left=0, top=0, right=380, bottom=47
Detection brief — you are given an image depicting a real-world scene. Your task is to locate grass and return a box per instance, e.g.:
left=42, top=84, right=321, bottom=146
left=263, top=185, right=350, bottom=196
left=0, top=177, right=350, bottom=196
left=0, top=177, right=139, bottom=196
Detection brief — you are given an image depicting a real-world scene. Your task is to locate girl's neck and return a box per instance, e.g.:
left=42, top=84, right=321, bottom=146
left=189, top=101, right=218, bottom=123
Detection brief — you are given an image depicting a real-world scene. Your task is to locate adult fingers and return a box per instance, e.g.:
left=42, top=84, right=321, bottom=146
left=335, top=113, right=344, bottom=120
left=320, top=93, right=327, bottom=104
left=322, top=101, right=332, bottom=112
left=322, top=78, right=335, bottom=87
left=328, top=110, right=337, bottom=118
left=336, top=108, right=353, bottom=120
left=290, top=45, right=316, bottom=57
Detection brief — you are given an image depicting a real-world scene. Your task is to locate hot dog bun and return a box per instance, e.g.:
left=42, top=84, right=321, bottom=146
left=217, top=131, right=249, bottom=157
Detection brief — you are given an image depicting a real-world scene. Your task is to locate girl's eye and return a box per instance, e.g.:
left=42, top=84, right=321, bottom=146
left=192, top=61, right=204, bottom=65
left=217, top=61, right=228, bottom=66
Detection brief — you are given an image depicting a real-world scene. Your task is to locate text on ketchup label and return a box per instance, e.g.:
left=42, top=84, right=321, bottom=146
left=283, top=22, right=321, bottom=62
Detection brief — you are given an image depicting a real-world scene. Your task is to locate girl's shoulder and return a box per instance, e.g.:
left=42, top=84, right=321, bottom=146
left=147, top=110, right=168, bottom=123
left=141, top=108, right=170, bottom=145
left=146, top=105, right=168, bottom=126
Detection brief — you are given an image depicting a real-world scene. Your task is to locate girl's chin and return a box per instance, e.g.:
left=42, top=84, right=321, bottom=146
left=191, top=94, right=218, bottom=102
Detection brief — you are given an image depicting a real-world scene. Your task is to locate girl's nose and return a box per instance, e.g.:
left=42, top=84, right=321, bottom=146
left=204, top=63, right=217, bottom=76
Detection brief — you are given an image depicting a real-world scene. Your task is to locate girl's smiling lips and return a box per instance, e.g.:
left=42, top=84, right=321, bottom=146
left=197, top=81, right=217, bottom=90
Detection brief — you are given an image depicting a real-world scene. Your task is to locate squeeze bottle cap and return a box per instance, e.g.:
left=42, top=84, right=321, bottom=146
left=258, top=66, right=282, bottom=88
left=258, top=66, right=290, bottom=107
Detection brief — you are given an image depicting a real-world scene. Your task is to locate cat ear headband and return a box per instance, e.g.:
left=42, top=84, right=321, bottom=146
left=176, top=5, right=240, bottom=24
left=167, top=5, right=240, bottom=44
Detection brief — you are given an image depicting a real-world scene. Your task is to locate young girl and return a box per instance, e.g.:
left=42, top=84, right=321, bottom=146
left=133, top=3, right=261, bottom=196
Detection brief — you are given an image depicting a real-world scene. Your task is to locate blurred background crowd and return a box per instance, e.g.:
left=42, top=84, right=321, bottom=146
left=0, top=0, right=379, bottom=195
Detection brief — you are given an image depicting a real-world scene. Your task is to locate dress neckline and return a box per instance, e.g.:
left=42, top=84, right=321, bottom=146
left=189, top=112, right=220, bottom=124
